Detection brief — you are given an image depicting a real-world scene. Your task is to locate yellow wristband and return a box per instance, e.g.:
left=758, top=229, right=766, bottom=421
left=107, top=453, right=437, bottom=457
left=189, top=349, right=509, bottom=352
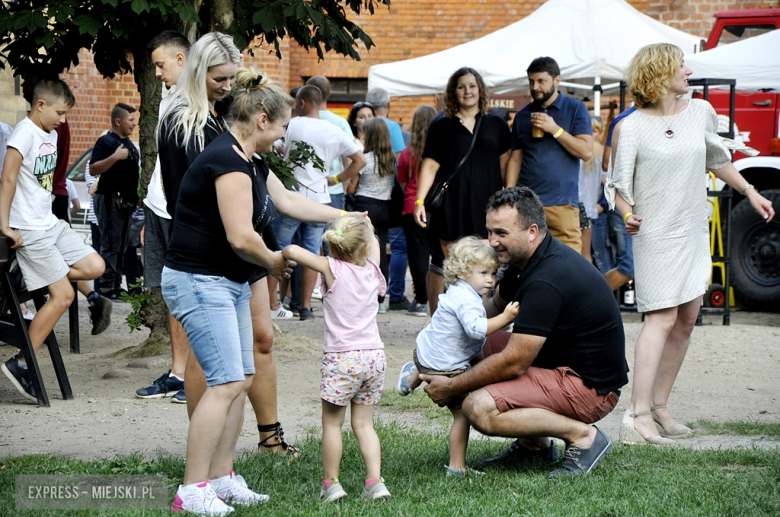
left=415, top=199, right=425, bottom=205
left=553, top=127, right=564, bottom=139
left=333, top=176, right=340, bottom=185
left=623, top=212, right=633, bottom=223
left=340, top=210, right=347, bottom=217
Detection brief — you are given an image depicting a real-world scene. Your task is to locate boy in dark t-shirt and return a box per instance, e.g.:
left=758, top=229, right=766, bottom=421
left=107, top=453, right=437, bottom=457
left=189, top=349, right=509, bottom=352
left=89, top=103, right=140, bottom=299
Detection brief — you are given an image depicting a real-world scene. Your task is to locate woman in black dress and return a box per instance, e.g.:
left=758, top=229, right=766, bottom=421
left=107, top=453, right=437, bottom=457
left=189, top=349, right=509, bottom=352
left=413, top=67, right=511, bottom=256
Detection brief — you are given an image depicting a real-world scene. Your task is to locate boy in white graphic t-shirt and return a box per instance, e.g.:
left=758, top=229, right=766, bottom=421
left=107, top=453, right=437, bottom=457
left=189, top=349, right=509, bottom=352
left=0, top=78, right=105, bottom=403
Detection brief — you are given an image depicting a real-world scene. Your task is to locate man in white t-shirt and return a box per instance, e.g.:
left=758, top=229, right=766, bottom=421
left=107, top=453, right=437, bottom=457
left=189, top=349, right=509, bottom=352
left=271, top=85, right=365, bottom=321
left=305, top=76, right=353, bottom=211
left=0, top=79, right=105, bottom=403
left=135, top=30, right=192, bottom=404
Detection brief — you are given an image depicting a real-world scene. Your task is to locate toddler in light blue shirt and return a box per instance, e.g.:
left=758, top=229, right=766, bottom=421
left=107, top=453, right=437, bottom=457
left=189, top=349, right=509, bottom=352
left=396, top=237, right=518, bottom=476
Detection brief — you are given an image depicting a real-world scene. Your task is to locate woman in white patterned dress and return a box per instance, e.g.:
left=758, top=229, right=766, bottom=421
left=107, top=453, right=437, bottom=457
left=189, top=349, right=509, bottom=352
left=607, top=43, right=775, bottom=446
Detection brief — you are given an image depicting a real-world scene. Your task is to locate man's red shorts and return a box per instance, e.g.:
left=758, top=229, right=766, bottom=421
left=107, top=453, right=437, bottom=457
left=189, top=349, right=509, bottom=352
left=481, top=332, right=619, bottom=424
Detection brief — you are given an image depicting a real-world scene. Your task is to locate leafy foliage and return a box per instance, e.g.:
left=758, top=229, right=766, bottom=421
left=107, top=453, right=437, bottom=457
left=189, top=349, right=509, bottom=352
left=119, top=279, right=150, bottom=333
left=263, top=139, right=326, bottom=192
left=0, top=0, right=388, bottom=82
left=235, top=0, right=388, bottom=60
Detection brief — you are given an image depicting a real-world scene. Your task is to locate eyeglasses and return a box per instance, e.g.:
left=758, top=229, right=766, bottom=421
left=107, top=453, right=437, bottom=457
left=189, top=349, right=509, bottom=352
left=352, top=102, right=374, bottom=110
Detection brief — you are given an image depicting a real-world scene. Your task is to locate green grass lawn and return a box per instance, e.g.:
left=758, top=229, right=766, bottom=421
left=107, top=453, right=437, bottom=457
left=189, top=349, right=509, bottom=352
left=2, top=422, right=779, bottom=516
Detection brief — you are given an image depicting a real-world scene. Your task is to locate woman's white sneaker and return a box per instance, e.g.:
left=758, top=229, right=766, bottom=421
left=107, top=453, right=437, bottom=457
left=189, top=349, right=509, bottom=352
left=171, top=481, right=234, bottom=515
left=270, top=305, right=293, bottom=319
left=211, top=471, right=269, bottom=506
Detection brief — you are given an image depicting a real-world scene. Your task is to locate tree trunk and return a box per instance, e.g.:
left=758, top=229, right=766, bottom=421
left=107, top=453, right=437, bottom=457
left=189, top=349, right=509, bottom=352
left=128, top=288, right=172, bottom=358
left=128, top=43, right=171, bottom=357
left=209, top=0, right=235, bottom=32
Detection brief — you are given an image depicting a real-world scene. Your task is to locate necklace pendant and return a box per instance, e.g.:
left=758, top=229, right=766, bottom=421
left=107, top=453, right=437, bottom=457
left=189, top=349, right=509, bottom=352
left=665, top=129, right=674, bottom=138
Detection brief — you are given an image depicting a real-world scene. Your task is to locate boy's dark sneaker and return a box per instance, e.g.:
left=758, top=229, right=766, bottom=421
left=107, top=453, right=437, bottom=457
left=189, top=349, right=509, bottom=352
left=88, top=295, right=113, bottom=335
left=480, top=438, right=559, bottom=467
left=299, top=308, right=314, bottom=321
left=135, top=370, right=184, bottom=399
left=548, top=427, right=612, bottom=479
left=2, top=357, right=37, bottom=402
left=389, top=298, right=410, bottom=311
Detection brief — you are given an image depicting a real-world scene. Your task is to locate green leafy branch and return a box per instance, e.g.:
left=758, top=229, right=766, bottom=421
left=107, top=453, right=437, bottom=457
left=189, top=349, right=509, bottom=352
left=263, top=139, right=326, bottom=192
left=119, top=280, right=150, bottom=333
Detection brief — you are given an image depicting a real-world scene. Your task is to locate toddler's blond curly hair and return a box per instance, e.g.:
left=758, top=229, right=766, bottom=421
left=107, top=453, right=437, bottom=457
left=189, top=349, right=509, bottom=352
left=443, top=236, right=498, bottom=287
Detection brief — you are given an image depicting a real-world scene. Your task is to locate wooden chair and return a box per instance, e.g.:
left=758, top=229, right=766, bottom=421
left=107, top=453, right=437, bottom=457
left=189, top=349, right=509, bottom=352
left=0, top=238, right=73, bottom=406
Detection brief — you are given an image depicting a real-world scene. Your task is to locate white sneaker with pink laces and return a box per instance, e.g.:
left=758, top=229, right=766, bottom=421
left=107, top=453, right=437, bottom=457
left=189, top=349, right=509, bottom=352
left=171, top=481, right=234, bottom=516
left=211, top=471, right=269, bottom=506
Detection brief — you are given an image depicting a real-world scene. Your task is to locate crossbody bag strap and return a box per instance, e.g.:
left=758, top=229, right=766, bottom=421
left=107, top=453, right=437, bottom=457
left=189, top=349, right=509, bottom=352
left=441, top=114, right=484, bottom=187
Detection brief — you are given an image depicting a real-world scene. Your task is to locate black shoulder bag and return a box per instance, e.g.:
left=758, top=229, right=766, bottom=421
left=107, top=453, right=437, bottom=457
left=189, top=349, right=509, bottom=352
left=424, top=115, right=483, bottom=211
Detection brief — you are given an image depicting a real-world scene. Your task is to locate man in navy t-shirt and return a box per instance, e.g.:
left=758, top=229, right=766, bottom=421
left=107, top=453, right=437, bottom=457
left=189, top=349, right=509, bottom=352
left=506, top=57, right=593, bottom=254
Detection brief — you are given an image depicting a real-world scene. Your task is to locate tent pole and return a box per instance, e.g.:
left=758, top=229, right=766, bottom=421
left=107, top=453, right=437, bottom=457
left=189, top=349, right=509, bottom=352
left=593, top=76, right=602, bottom=118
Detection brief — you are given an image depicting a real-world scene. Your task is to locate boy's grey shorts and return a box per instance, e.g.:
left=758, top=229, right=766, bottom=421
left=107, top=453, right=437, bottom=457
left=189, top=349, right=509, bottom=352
left=16, top=219, right=96, bottom=291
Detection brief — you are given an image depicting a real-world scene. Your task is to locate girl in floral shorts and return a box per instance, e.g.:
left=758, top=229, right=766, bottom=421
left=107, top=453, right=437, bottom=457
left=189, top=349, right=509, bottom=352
left=282, top=214, right=391, bottom=503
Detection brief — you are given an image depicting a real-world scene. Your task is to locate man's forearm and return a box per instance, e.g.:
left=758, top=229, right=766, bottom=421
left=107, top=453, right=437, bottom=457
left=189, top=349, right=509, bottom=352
left=505, top=150, right=521, bottom=188
left=450, top=352, right=524, bottom=396
left=556, top=132, right=593, bottom=161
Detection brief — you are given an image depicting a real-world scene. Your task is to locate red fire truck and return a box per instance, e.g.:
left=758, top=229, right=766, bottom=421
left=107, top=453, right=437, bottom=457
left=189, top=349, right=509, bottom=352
left=700, top=8, right=780, bottom=312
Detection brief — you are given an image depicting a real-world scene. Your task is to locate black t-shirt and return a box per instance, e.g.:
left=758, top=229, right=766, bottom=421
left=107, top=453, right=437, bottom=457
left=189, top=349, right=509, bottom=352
left=165, top=132, right=277, bottom=283
left=90, top=132, right=139, bottom=202
left=157, top=110, right=227, bottom=223
left=497, top=233, right=629, bottom=394
left=422, top=112, right=510, bottom=241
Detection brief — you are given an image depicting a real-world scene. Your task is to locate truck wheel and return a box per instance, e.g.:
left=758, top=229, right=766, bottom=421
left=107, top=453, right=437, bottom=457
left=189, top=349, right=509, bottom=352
left=729, top=189, right=780, bottom=312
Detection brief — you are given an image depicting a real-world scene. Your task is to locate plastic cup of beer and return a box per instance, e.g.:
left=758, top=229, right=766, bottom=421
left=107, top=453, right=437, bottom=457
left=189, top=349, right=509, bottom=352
left=531, top=112, right=544, bottom=138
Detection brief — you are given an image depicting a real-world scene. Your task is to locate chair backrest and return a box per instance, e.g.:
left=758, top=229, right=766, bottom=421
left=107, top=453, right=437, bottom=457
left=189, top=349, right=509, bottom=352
left=0, top=238, right=12, bottom=272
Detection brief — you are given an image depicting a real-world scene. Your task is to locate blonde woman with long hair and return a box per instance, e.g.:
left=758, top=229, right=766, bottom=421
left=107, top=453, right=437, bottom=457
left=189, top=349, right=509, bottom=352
left=157, top=31, right=240, bottom=222
left=608, top=43, right=774, bottom=446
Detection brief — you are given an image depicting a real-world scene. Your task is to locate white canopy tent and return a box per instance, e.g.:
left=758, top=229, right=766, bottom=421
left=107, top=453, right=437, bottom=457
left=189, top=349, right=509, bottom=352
left=686, top=29, right=780, bottom=91
left=368, top=0, right=700, bottom=116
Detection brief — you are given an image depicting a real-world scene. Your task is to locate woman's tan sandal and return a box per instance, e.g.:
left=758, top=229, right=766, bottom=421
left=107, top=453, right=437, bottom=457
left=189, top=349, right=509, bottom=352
left=651, top=405, right=692, bottom=439
left=257, top=422, right=301, bottom=458
left=619, top=410, right=676, bottom=446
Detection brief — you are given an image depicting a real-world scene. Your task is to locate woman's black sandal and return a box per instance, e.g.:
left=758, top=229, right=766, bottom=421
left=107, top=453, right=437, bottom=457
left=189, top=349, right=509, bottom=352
left=257, top=422, right=301, bottom=458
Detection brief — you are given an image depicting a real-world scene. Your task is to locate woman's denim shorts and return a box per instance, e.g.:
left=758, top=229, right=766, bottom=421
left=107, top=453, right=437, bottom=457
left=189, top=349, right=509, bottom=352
left=161, top=267, right=254, bottom=386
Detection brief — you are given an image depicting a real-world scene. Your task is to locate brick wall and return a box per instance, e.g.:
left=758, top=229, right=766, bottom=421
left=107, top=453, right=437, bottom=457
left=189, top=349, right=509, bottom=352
left=646, top=0, right=779, bottom=37
left=62, top=50, right=142, bottom=165
left=244, top=38, right=292, bottom=93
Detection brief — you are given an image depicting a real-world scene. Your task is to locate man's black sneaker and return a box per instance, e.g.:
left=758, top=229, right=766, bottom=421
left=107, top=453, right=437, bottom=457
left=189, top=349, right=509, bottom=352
left=88, top=295, right=113, bottom=335
left=1, top=357, right=37, bottom=402
left=548, top=427, right=612, bottom=479
left=389, top=298, right=410, bottom=311
left=135, top=370, right=184, bottom=398
left=480, top=439, right=559, bottom=467
left=299, top=308, right=314, bottom=321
